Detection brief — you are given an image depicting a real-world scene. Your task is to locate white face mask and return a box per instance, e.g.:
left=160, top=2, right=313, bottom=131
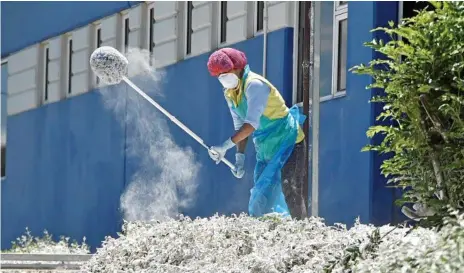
left=218, top=73, right=239, bottom=89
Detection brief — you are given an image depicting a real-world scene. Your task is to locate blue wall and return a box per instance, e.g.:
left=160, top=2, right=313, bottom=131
left=317, top=1, right=400, bottom=226
left=1, top=1, right=140, bottom=58
left=370, top=1, right=406, bottom=225
left=1, top=0, right=402, bottom=251
left=1, top=28, right=295, bottom=251
left=2, top=91, right=127, bottom=251
left=317, top=1, right=376, bottom=225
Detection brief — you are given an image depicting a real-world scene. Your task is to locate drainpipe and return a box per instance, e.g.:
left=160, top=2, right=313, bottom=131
left=262, top=1, right=268, bottom=77
left=302, top=1, right=315, bottom=218
left=308, top=1, right=319, bottom=217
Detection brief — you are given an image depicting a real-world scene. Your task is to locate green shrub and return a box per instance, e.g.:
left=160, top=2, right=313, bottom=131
left=351, top=1, right=464, bottom=226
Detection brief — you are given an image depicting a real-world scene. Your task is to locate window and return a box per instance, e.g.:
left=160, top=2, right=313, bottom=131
left=295, top=1, right=306, bottom=104
left=68, top=38, right=73, bottom=94
left=220, top=2, right=228, bottom=44
left=333, top=2, right=348, bottom=95
left=1, top=61, right=6, bottom=178
left=149, top=7, right=154, bottom=54
left=44, top=46, right=50, bottom=101
left=256, top=1, right=264, bottom=32
left=95, top=26, right=102, bottom=85
left=186, top=1, right=193, bottom=55
left=312, top=1, right=348, bottom=100
left=124, top=17, right=130, bottom=53
left=1, top=145, right=5, bottom=178
left=336, top=18, right=347, bottom=92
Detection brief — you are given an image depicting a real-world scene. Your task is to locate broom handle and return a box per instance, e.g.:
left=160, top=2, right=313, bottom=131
left=122, top=77, right=236, bottom=171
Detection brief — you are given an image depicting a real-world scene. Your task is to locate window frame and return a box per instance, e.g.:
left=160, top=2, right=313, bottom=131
left=1, top=60, right=6, bottom=179
left=335, top=1, right=348, bottom=13
left=219, top=1, right=228, bottom=45
left=148, top=5, right=155, bottom=54
left=185, top=1, right=194, bottom=56
left=41, top=43, right=50, bottom=103
left=255, top=1, right=265, bottom=34
left=120, top=11, right=130, bottom=54
left=324, top=1, right=348, bottom=101
left=124, top=17, right=130, bottom=53
left=66, top=35, right=73, bottom=96
left=90, top=22, right=102, bottom=88
left=0, top=144, right=5, bottom=179
left=293, top=1, right=306, bottom=106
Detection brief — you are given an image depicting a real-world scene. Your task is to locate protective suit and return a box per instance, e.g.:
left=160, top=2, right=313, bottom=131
left=207, top=48, right=307, bottom=218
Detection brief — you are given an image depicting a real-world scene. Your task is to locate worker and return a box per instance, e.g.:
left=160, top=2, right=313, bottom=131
left=206, top=48, right=307, bottom=220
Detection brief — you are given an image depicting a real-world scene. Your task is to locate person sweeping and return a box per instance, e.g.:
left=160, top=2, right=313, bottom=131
left=207, top=48, right=308, bottom=220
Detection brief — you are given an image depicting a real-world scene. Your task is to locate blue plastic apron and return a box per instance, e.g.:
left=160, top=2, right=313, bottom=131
left=227, top=66, right=306, bottom=217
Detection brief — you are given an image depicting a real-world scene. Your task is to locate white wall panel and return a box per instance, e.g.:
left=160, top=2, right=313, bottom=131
left=46, top=37, right=62, bottom=104
left=225, top=1, right=248, bottom=44
left=70, top=26, right=90, bottom=96
left=128, top=5, right=142, bottom=48
left=267, top=1, right=294, bottom=31
left=7, top=45, right=39, bottom=115
left=7, top=90, right=37, bottom=116
left=101, top=15, right=118, bottom=48
left=7, top=46, right=38, bottom=75
left=191, top=2, right=213, bottom=55
left=154, top=1, right=177, bottom=17
left=152, top=1, right=179, bottom=67
left=8, top=69, right=36, bottom=95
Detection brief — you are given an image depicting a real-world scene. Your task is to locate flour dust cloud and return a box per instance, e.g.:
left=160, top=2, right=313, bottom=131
left=99, top=48, right=200, bottom=222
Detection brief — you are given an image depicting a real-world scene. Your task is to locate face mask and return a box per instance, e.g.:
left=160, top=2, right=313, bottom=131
left=218, top=73, right=239, bottom=89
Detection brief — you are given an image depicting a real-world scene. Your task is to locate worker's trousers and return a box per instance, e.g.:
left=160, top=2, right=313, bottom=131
left=282, top=139, right=308, bottom=220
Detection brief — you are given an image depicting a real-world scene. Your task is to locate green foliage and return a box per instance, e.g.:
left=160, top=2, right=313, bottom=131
left=351, top=1, right=464, bottom=225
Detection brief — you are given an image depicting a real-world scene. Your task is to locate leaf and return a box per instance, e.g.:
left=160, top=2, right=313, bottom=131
left=353, top=0, right=464, bottom=228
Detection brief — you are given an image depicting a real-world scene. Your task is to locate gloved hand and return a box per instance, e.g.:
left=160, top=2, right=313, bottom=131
left=231, top=153, right=245, bottom=179
left=208, top=138, right=235, bottom=164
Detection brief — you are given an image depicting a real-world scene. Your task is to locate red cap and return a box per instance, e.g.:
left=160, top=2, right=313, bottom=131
left=207, top=48, right=247, bottom=76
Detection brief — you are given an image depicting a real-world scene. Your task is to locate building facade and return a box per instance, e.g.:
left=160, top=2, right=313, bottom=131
left=1, top=1, right=402, bottom=251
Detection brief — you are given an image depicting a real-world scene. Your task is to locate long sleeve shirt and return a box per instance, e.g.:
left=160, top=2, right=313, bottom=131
left=228, top=79, right=270, bottom=131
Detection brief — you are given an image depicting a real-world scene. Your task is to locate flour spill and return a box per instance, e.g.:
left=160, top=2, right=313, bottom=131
left=99, top=48, right=200, bottom=222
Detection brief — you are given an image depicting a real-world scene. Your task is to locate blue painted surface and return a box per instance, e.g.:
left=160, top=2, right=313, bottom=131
left=1, top=1, right=140, bottom=58
left=317, top=1, right=401, bottom=226
left=370, top=1, right=407, bottom=225
left=1, top=91, right=127, bottom=251
left=1, top=28, right=295, bottom=250
left=1, top=63, right=7, bottom=141
left=1, top=0, right=403, bottom=251
left=318, top=1, right=376, bottom=225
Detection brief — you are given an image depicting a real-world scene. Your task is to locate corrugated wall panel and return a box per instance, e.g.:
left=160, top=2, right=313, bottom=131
left=7, top=46, right=38, bottom=115
left=71, top=26, right=90, bottom=96
left=152, top=2, right=179, bottom=66
left=1, top=1, right=139, bottom=58
left=191, top=2, right=213, bottom=55
left=128, top=5, right=143, bottom=48
left=267, top=1, right=294, bottom=31
left=101, top=15, right=118, bottom=48
left=47, top=37, right=62, bottom=103
left=225, top=1, right=248, bottom=44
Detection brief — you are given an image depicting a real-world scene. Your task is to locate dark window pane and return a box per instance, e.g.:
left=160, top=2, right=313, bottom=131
left=337, top=19, right=347, bottom=92
left=149, top=8, right=154, bottom=53
left=186, top=1, right=193, bottom=55
left=45, top=48, right=49, bottom=101
left=220, top=2, right=228, bottom=43
left=68, top=39, right=73, bottom=94
left=319, top=1, right=334, bottom=97
left=257, top=1, right=264, bottom=32
left=124, top=18, right=130, bottom=53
